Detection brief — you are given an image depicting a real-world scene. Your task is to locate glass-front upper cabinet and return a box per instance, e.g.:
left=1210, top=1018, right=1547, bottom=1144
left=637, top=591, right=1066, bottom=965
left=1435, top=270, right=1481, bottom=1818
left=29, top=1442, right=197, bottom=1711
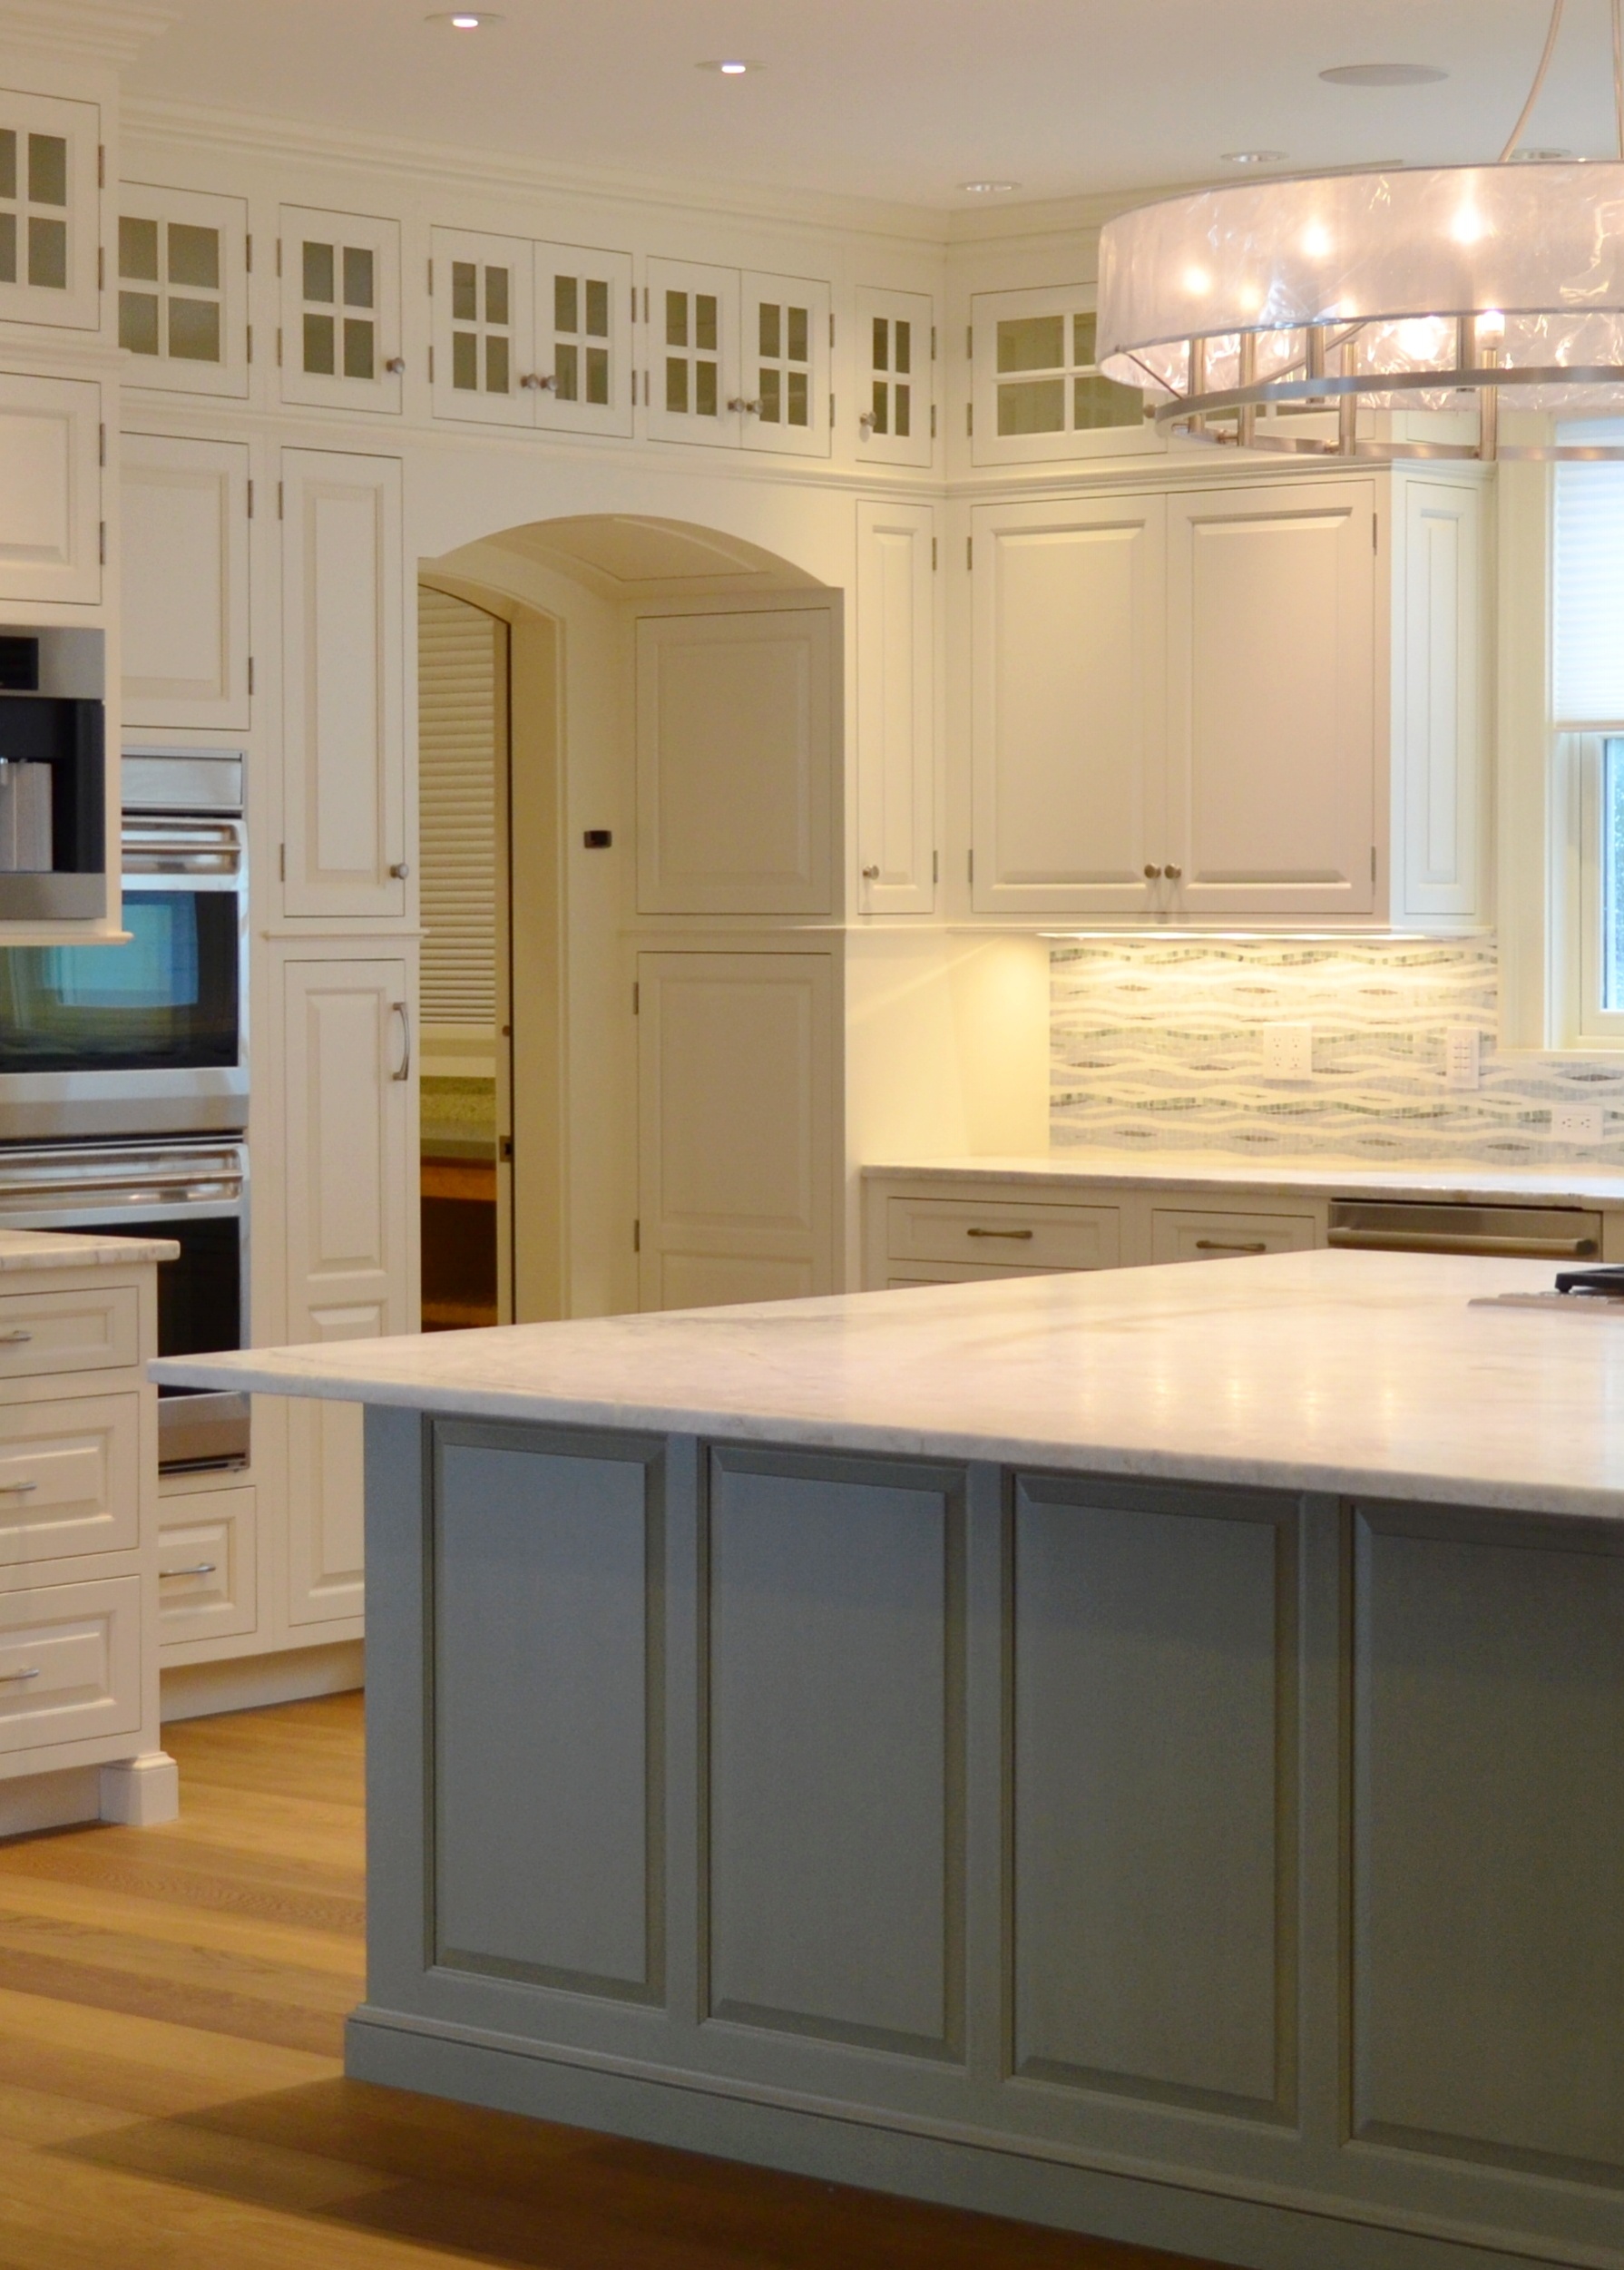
left=119, top=185, right=248, bottom=398
left=0, top=88, right=100, bottom=331
left=646, top=259, right=830, bottom=457
left=279, top=205, right=402, bottom=414
left=969, top=283, right=1159, bottom=466
left=429, top=229, right=632, bottom=436
left=856, top=286, right=934, bottom=467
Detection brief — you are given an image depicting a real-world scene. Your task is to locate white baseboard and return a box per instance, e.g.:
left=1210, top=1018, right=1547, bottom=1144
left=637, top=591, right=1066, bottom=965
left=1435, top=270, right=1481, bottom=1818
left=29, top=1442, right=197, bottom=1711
left=0, top=1765, right=103, bottom=1839
left=161, top=1638, right=365, bottom=1723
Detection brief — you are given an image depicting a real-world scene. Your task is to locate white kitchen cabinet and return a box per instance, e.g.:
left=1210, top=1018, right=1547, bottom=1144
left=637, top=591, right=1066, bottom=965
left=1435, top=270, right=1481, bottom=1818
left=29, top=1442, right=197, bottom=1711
left=279, top=205, right=402, bottom=416
left=121, top=432, right=250, bottom=729
left=646, top=259, right=830, bottom=457
left=0, top=88, right=101, bottom=333
left=0, top=370, right=101, bottom=605
left=637, top=950, right=836, bottom=1310
left=635, top=606, right=836, bottom=915
left=970, top=465, right=1487, bottom=931
left=855, top=287, right=934, bottom=467
left=281, top=954, right=414, bottom=1627
left=429, top=229, right=634, bottom=438
left=969, top=282, right=1159, bottom=468
left=856, top=499, right=935, bottom=913
left=970, top=491, right=1167, bottom=918
left=280, top=447, right=406, bottom=918
left=1167, top=479, right=1375, bottom=918
left=118, top=184, right=249, bottom=399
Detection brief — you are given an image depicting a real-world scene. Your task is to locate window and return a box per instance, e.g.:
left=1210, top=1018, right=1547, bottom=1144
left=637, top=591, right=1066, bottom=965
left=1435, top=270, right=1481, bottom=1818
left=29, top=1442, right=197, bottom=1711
left=279, top=206, right=401, bottom=412
left=1551, top=426, right=1624, bottom=1042
left=0, top=89, right=98, bottom=329
left=970, top=284, right=1159, bottom=467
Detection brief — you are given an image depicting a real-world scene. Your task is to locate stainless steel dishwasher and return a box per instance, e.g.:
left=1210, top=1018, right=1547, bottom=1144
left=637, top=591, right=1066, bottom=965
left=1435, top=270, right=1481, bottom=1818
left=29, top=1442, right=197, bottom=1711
left=1326, top=1197, right=1603, bottom=1260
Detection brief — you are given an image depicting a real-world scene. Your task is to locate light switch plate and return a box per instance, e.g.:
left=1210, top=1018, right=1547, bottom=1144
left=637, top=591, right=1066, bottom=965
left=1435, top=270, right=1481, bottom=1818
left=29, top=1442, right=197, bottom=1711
left=1552, top=1103, right=1604, bottom=1143
left=1444, top=1027, right=1481, bottom=1090
left=1262, top=1023, right=1313, bottom=1080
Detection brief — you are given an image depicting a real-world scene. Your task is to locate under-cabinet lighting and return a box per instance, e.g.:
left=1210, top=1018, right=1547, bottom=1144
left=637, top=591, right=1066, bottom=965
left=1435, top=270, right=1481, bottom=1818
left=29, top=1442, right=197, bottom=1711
left=961, top=180, right=1019, bottom=193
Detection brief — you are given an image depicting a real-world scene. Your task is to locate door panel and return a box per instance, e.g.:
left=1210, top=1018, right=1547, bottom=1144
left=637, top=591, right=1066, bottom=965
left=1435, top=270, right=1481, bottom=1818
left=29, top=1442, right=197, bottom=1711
left=0, top=371, right=100, bottom=605
left=281, top=448, right=406, bottom=917
left=971, top=495, right=1165, bottom=915
left=122, top=433, right=250, bottom=729
left=856, top=501, right=934, bottom=913
left=1168, top=480, right=1375, bottom=916
left=637, top=951, right=835, bottom=1311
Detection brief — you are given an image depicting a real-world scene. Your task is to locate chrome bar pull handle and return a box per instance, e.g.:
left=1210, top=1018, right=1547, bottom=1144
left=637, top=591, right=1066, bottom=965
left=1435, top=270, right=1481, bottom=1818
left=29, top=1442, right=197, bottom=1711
left=0, top=1667, right=40, bottom=1683
left=390, top=1001, right=413, bottom=1083
left=0, top=1479, right=38, bottom=1494
left=161, top=1562, right=218, bottom=1580
left=0, top=1330, right=33, bottom=1346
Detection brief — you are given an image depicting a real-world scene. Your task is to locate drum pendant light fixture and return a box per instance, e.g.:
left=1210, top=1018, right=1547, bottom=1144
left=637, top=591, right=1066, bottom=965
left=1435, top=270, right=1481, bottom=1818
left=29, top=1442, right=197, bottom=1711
left=1095, top=0, right=1624, bottom=460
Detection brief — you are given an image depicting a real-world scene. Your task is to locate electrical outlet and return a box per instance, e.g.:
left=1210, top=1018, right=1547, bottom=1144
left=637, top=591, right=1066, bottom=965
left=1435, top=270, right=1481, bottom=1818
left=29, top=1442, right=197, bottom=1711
left=1444, top=1027, right=1481, bottom=1091
left=1552, top=1103, right=1604, bottom=1143
left=1262, top=1023, right=1313, bottom=1080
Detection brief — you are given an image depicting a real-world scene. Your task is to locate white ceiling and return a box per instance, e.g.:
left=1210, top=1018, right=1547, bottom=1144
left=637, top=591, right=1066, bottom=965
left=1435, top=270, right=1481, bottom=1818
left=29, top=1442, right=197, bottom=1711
left=123, top=0, right=1623, bottom=213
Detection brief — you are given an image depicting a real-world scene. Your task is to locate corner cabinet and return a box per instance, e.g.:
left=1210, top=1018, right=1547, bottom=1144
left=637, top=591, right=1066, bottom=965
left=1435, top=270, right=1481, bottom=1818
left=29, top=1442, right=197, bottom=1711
left=969, top=464, right=1489, bottom=930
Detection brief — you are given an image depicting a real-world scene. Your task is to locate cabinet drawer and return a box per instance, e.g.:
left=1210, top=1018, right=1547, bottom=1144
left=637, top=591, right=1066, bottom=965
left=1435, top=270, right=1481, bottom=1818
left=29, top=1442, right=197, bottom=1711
left=0, top=1285, right=140, bottom=1383
left=0, top=1394, right=139, bottom=1563
left=886, top=1196, right=1120, bottom=1272
left=0, top=1575, right=141, bottom=1755
left=158, top=1488, right=257, bottom=1649
left=1150, top=1208, right=1317, bottom=1266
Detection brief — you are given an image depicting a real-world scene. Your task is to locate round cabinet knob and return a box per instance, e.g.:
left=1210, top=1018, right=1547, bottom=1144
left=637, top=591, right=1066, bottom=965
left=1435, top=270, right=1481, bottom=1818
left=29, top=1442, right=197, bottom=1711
left=1164, top=863, right=1183, bottom=881
left=861, top=865, right=881, bottom=880
left=389, top=861, right=410, bottom=880
left=522, top=372, right=558, bottom=393
left=727, top=396, right=764, bottom=416
left=1143, top=863, right=1164, bottom=880
left=384, top=357, right=406, bottom=376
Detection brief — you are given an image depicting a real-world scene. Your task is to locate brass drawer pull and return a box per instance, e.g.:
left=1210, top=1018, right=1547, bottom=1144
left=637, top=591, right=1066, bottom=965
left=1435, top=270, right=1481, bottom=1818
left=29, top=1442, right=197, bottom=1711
left=161, top=1562, right=218, bottom=1580
left=1195, top=1238, right=1268, bottom=1254
left=0, top=1480, right=38, bottom=1495
left=0, top=1330, right=34, bottom=1346
left=966, top=1227, right=1035, bottom=1241
left=0, top=1667, right=40, bottom=1683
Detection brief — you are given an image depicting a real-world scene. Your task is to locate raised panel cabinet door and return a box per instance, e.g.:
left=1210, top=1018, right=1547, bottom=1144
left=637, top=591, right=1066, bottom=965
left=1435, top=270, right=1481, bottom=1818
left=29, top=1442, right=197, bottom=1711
left=637, top=951, right=836, bottom=1311
left=0, top=370, right=100, bottom=605
left=280, top=449, right=406, bottom=917
left=971, top=494, right=1166, bottom=915
left=1168, top=479, right=1376, bottom=917
left=282, top=955, right=413, bottom=1625
left=1394, top=477, right=1485, bottom=923
left=645, top=258, right=739, bottom=447
left=121, top=433, right=250, bottom=729
left=636, top=608, right=835, bottom=915
left=739, top=270, right=830, bottom=459
left=0, top=89, right=101, bottom=332
left=856, top=499, right=934, bottom=913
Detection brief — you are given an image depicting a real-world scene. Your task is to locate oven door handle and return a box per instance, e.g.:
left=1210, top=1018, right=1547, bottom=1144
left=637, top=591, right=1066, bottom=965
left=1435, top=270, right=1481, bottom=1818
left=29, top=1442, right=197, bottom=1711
left=390, top=1001, right=412, bottom=1083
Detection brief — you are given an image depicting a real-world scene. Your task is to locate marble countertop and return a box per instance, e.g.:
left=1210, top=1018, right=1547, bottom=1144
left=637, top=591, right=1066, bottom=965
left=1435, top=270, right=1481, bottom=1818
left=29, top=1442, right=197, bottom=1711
left=862, top=1151, right=1624, bottom=1206
left=0, top=1227, right=179, bottom=1270
left=154, top=1249, right=1624, bottom=1521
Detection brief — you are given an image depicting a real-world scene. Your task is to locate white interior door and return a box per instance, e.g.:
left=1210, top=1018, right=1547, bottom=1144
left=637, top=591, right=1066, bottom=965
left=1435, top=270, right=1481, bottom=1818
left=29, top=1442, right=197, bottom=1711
left=636, top=607, right=835, bottom=915
left=971, top=494, right=1166, bottom=915
left=281, top=954, right=413, bottom=1627
left=856, top=499, right=935, bottom=913
left=121, top=432, right=250, bottom=729
left=1168, top=479, right=1375, bottom=917
left=280, top=447, right=406, bottom=917
left=638, top=951, right=836, bottom=1312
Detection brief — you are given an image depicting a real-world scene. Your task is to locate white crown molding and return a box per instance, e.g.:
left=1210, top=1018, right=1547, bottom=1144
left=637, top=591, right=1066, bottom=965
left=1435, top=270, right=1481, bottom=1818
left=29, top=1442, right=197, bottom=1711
left=0, top=0, right=181, bottom=68
left=120, top=94, right=956, bottom=250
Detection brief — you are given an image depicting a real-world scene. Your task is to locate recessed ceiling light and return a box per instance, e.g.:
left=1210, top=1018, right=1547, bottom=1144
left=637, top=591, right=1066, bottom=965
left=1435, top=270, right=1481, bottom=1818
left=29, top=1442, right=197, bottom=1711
left=961, top=180, right=1019, bottom=194
left=426, top=9, right=501, bottom=23
left=1221, top=150, right=1288, bottom=166
left=697, top=58, right=761, bottom=74
left=1320, top=62, right=1447, bottom=86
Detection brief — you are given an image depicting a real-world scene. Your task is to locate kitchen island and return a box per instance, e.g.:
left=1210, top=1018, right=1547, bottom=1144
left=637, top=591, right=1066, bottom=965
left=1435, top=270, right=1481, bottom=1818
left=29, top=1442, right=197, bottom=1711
left=156, top=1251, right=1624, bottom=2270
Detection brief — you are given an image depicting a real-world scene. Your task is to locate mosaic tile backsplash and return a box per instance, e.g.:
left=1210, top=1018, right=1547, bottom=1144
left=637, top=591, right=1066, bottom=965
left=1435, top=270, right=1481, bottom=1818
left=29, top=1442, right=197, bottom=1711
left=1051, top=940, right=1624, bottom=1164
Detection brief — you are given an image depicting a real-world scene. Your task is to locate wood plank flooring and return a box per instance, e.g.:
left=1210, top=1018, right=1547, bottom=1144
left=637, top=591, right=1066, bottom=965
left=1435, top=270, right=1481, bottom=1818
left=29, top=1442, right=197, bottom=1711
left=0, top=1694, right=1228, bottom=2270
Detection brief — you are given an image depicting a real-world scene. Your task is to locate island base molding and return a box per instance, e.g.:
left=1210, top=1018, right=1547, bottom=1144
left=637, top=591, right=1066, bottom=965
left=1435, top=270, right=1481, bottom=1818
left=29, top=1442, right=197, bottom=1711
left=346, top=2011, right=1592, bottom=2270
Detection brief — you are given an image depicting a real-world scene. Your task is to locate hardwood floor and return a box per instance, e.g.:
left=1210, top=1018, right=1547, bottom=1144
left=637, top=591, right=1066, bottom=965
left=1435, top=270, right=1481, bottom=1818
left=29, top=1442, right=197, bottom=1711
left=0, top=1694, right=1226, bottom=2270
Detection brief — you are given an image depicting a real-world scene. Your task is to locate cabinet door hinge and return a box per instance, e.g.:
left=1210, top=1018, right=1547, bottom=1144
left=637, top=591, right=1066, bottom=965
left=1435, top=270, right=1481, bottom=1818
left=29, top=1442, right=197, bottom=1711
left=245, top=233, right=252, bottom=272
left=966, top=403, right=973, bottom=436
left=246, top=322, right=253, bottom=363
left=966, top=536, right=973, bottom=569
left=931, top=326, right=937, bottom=360
left=279, top=844, right=287, bottom=882
left=247, top=477, right=254, bottom=518
left=631, top=282, right=637, bottom=323
left=931, top=536, right=938, bottom=570
left=98, top=522, right=106, bottom=566
left=277, top=327, right=283, bottom=367
left=97, top=244, right=103, bottom=290
left=632, top=1218, right=641, bottom=1253
left=98, top=423, right=105, bottom=468
left=427, top=344, right=434, bottom=383
left=247, top=656, right=255, bottom=697
left=1371, top=845, right=1378, bottom=883
left=968, top=848, right=974, bottom=884
left=829, top=310, right=836, bottom=347
left=829, top=391, right=836, bottom=428
left=426, top=258, right=433, bottom=294
left=97, top=145, right=105, bottom=189
left=632, top=981, right=640, bottom=1014
left=931, top=402, right=937, bottom=438
left=933, top=848, right=939, bottom=884
left=965, top=325, right=973, bottom=357
left=277, top=480, right=284, bottom=519
left=276, top=239, right=282, bottom=277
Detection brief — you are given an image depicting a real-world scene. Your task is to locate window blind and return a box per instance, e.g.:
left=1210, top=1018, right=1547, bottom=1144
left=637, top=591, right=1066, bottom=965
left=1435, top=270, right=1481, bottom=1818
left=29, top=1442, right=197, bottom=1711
left=1553, top=421, right=1624, bottom=724
left=418, top=584, right=501, bottom=1028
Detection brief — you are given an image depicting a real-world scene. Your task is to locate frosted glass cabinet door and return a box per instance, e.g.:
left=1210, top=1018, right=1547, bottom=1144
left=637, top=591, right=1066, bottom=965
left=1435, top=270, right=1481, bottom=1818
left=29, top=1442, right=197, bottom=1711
left=429, top=226, right=532, bottom=429
left=530, top=240, right=634, bottom=437
left=118, top=183, right=249, bottom=399
left=121, top=432, right=250, bottom=729
left=646, top=258, right=739, bottom=447
left=970, top=493, right=1167, bottom=916
left=739, top=271, right=830, bottom=459
left=1166, top=480, right=1376, bottom=917
left=856, top=499, right=935, bottom=912
left=281, top=954, right=414, bottom=1625
left=279, top=205, right=402, bottom=415
left=855, top=286, right=934, bottom=468
left=280, top=448, right=406, bottom=918
left=0, top=370, right=100, bottom=604
left=0, top=89, right=101, bottom=331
